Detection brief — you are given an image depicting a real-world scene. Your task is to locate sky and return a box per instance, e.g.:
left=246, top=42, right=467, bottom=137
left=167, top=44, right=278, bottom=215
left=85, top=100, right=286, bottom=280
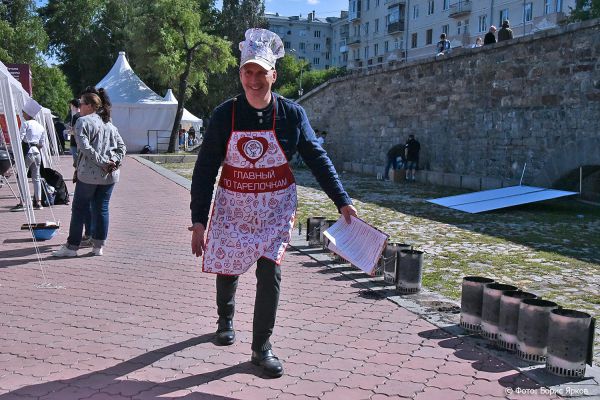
left=219, top=0, right=349, bottom=18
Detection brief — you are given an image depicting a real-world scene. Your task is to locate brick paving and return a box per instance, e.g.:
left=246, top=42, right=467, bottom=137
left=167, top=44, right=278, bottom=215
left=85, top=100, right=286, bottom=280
left=0, top=156, right=571, bottom=399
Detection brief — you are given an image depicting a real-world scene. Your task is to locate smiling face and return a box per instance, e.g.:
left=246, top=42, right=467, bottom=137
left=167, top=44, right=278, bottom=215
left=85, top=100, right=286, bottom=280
left=239, top=63, right=277, bottom=109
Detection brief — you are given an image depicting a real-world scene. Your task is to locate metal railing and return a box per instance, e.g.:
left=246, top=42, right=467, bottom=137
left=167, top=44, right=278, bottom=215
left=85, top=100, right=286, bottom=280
left=449, top=0, right=472, bottom=17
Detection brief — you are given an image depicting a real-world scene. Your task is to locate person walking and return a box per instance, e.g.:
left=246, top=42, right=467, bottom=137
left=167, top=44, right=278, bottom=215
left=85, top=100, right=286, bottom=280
left=189, top=28, right=357, bottom=378
left=405, top=134, right=421, bottom=181
left=52, top=88, right=126, bottom=257
left=10, top=98, right=46, bottom=211
left=498, top=20, right=514, bottom=42
left=484, top=25, right=497, bottom=45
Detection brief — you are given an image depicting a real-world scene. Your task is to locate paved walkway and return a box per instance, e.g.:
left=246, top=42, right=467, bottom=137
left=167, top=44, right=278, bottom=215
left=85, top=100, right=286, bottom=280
left=0, top=156, right=579, bottom=399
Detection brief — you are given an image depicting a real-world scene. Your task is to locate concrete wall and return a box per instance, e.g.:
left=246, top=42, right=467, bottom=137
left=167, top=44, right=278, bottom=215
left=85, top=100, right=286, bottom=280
left=299, top=18, right=600, bottom=189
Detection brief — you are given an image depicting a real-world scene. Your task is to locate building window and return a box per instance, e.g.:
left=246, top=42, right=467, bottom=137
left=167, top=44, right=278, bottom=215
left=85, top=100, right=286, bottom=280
left=544, top=0, right=552, bottom=13
left=299, top=42, right=306, bottom=50
left=428, top=0, right=435, bottom=15
left=457, top=20, right=462, bottom=35
left=411, top=33, right=418, bottom=48
left=313, top=57, right=320, bottom=65
left=365, top=22, right=369, bottom=35
left=478, top=15, right=487, bottom=32
left=442, top=24, right=449, bottom=35
left=413, top=5, right=419, bottom=19
left=375, top=18, right=379, bottom=33
left=443, top=0, right=449, bottom=10
left=426, top=29, right=433, bottom=44
left=314, top=43, right=321, bottom=51
left=366, top=0, right=370, bottom=10
left=325, top=65, right=330, bottom=69
left=325, top=52, right=330, bottom=60
left=500, top=8, right=509, bottom=25
left=384, top=40, right=389, bottom=52
left=284, top=41, right=291, bottom=49
left=314, top=30, right=321, bottom=38
left=464, top=18, right=469, bottom=33
left=524, top=3, right=533, bottom=21
left=394, top=38, right=400, bottom=48
left=364, top=46, right=369, bottom=58
left=556, top=0, right=562, bottom=12
left=376, top=0, right=380, bottom=6
left=374, top=43, right=379, bottom=55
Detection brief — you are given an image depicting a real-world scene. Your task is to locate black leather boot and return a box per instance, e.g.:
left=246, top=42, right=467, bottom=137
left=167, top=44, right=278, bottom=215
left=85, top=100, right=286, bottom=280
left=215, top=319, right=235, bottom=345
left=251, top=349, right=283, bottom=378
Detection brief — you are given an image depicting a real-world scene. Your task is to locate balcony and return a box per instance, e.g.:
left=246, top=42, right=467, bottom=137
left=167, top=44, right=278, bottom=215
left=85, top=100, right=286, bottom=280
left=387, top=21, right=405, bottom=33
left=384, top=0, right=405, bottom=4
left=340, top=30, right=350, bottom=39
left=347, top=36, right=361, bottom=46
left=449, top=0, right=471, bottom=17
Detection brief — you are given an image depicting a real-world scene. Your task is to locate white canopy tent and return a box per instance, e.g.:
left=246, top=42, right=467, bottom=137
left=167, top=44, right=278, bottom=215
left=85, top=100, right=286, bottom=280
left=163, top=89, right=203, bottom=131
left=96, top=52, right=186, bottom=152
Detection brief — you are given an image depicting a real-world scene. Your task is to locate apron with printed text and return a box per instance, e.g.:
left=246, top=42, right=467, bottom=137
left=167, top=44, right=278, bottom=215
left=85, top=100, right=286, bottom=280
left=202, top=98, right=297, bottom=275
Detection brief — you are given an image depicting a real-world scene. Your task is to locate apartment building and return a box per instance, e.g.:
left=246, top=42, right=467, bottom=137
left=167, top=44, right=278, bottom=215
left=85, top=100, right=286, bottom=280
left=267, top=0, right=574, bottom=71
left=266, top=12, right=339, bottom=70
left=348, top=0, right=575, bottom=65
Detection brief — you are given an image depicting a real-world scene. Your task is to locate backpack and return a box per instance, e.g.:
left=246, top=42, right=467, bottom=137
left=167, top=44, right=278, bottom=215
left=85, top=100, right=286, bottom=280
left=40, top=167, right=69, bottom=205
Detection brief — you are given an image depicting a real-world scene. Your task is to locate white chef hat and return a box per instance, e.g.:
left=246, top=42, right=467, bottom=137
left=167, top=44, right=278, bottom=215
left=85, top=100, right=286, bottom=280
left=22, top=98, right=42, bottom=118
left=239, top=28, right=285, bottom=71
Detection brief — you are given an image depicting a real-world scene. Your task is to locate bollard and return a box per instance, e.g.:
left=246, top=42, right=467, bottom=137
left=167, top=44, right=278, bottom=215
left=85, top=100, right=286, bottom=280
left=379, top=242, right=411, bottom=284
left=497, top=291, right=537, bottom=351
left=460, top=276, right=496, bottom=333
left=546, top=309, right=594, bottom=378
left=306, top=216, right=325, bottom=247
left=480, top=283, right=518, bottom=341
left=396, top=249, right=424, bottom=294
left=516, top=299, right=559, bottom=363
left=320, top=219, right=338, bottom=250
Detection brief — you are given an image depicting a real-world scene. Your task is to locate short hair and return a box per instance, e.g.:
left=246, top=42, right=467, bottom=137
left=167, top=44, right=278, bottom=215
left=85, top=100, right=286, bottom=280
left=440, top=33, right=446, bottom=39
left=502, top=19, right=510, bottom=27
left=70, top=98, right=80, bottom=108
left=409, top=134, right=415, bottom=139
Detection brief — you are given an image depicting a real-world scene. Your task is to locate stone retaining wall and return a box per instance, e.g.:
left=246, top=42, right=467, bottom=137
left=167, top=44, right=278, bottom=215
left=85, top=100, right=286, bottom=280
left=300, top=18, right=600, bottom=189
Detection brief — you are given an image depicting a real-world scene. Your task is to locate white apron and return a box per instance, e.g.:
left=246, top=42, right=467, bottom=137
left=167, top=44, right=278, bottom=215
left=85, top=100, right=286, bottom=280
left=202, top=98, right=297, bottom=275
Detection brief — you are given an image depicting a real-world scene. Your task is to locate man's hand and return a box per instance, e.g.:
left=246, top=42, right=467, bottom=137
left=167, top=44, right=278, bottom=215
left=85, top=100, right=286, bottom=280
left=340, top=205, right=358, bottom=223
left=188, top=223, right=206, bottom=257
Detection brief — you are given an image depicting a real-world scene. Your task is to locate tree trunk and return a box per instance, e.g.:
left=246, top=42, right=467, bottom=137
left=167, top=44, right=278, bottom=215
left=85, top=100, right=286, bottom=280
left=168, top=48, right=195, bottom=153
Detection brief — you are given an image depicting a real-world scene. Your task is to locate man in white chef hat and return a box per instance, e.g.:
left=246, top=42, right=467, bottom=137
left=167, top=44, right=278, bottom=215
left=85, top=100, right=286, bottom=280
left=10, top=98, right=47, bottom=211
left=189, top=28, right=358, bottom=378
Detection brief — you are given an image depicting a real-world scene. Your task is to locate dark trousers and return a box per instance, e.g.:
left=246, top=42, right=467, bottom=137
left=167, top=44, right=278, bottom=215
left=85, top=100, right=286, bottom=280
left=216, top=257, right=281, bottom=352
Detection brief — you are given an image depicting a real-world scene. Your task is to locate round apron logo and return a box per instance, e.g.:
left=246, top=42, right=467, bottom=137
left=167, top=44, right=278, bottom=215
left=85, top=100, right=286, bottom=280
left=243, top=140, right=264, bottom=160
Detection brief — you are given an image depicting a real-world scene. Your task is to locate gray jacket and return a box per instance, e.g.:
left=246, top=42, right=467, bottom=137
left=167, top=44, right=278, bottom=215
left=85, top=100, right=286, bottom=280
left=75, top=113, right=126, bottom=185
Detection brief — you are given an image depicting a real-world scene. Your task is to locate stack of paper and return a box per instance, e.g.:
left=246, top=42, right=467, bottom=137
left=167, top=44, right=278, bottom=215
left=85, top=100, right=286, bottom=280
left=322, top=216, right=388, bottom=275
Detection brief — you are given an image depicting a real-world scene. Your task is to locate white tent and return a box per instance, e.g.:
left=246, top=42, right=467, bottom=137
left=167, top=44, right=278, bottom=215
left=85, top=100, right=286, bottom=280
left=96, top=52, right=181, bottom=152
left=163, top=89, right=203, bottom=131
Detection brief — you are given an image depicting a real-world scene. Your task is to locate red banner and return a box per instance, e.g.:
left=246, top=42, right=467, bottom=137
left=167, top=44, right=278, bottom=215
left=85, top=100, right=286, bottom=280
left=5, top=64, right=33, bottom=95
left=219, top=164, right=295, bottom=193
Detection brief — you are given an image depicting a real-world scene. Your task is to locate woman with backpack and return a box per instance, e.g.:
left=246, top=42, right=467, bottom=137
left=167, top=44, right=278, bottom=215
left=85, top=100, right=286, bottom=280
left=52, top=88, right=126, bottom=257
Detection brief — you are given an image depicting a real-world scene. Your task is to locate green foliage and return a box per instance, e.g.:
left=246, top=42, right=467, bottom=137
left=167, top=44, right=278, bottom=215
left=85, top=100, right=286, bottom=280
left=568, top=0, right=600, bottom=21
left=277, top=66, right=347, bottom=99
left=31, top=64, right=73, bottom=120
left=40, top=0, right=137, bottom=91
left=0, top=0, right=48, bottom=64
left=131, top=0, right=236, bottom=151
left=0, top=0, right=72, bottom=116
left=190, top=0, right=267, bottom=117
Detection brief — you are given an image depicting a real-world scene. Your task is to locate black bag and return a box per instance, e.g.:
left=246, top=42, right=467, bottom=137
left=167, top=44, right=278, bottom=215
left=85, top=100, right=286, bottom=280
left=40, top=167, right=70, bottom=205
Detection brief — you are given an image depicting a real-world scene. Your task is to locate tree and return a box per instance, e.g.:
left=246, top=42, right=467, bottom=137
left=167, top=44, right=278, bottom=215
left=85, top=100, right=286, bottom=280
left=273, top=55, right=310, bottom=95
left=31, top=64, right=73, bottom=119
left=568, top=0, right=600, bottom=21
left=188, top=0, right=268, bottom=117
left=0, top=0, right=72, bottom=116
left=134, top=0, right=236, bottom=152
left=40, top=0, right=137, bottom=91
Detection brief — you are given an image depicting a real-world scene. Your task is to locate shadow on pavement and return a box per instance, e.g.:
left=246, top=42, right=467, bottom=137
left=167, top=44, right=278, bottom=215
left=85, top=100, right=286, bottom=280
left=1, top=334, right=262, bottom=400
